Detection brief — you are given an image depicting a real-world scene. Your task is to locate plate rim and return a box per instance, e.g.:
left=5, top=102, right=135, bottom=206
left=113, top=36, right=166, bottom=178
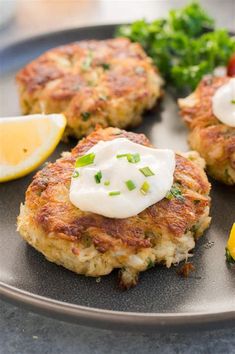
left=0, top=23, right=120, bottom=56
left=1, top=281, right=235, bottom=331
left=0, top=24, right=235, bottom=331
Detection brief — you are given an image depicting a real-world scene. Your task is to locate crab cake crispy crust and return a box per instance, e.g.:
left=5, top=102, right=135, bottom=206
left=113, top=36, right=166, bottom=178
left=17, top=127, right=211, bottom=288
left=178, top=76, right=235, bottom=185
left=16, top=38, right=163, bottom=140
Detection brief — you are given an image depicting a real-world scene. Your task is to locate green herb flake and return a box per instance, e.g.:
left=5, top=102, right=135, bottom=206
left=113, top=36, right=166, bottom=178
left=128, top=153, right=140, bottom=163
left=165, top=192, right=173, bottom=200
left=104, top=180, right=110, bottom=186
left=81, top=50, right=93, bottom=70
left=101, top=63, right=110, bottom=70
left=75, top=153, right=95, bottom=168
left=139, top=166, right=155, bottom=177
left=125, top=180, right=136, bottom=191
left=140, top=181, right=150, bottom=195
left=116, top=153, right=127, bottom=159
left=191, top=224, right=199, bottom=233
left=116, top=153, right=140, bottom=163
left=109, top=191, right=121, bottom=196
left=81, top=112, right=91, bottom=121
left=231, top=100, right=235, bottom=104
left=94, top=171, right=102, bottom=184
left=225, top=248, right=235, bottom=264
left=166, top=184, right=184, bottom=201
left=193, top=199, right=200, bottom=205
left=83, top=234, right=92, bottom=247
left=72, top=170, right=80, bottom=178
left=147, top=257, right=155, bottom=269
left=87, top=80, right=95, bottom=86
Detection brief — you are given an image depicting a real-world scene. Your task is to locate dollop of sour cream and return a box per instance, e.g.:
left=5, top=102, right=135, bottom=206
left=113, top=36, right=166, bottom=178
left=69, top=138, right=175, bottom=219
left=212, top=78, right=235, bottom=127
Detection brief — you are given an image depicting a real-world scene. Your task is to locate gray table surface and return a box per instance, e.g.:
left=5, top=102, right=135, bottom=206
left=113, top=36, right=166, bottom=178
left=0, top=299, right=235, bottom=354
left=0, top=1, right=235, bottom=353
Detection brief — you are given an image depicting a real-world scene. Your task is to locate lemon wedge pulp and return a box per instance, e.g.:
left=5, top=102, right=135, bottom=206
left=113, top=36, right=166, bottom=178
left=226, top=223, right=235, bottom=262
left=0, top=114, right=66, bottom=182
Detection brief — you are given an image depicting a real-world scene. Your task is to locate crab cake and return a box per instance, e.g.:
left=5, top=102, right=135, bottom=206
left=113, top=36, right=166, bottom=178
left=178, top=76, right=235, bottom=185
left=17, top=127, right=211, bottom=288
left=16, top=38, right=163, bottom=140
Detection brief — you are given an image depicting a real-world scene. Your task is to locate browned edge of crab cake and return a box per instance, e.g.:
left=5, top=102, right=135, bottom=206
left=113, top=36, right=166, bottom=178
left=17, top=127, right=211, bottom=289
left=16, top=38, right=163, bottom=141
left=178, top=76, right=235, bottom=185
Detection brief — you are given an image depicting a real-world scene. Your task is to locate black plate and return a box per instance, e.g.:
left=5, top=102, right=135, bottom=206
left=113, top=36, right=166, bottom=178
left=0, top=25, right=235, bottom=332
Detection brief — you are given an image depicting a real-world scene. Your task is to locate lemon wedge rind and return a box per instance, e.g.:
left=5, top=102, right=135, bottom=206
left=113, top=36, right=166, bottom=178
left=0, top=114, right=66, bottom=182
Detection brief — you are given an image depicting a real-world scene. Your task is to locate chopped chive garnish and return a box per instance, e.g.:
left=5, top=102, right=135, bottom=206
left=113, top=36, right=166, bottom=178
left=109, top=191, right=121, bottom=196
left=125, top=180, right=136, bottom=191
left=81, top=112, right=91, bottom=121
left=139, top=166, right=155, bottom=177
left=104, top=180, right=110, bottom=186
left=116, top=154, right=127, bottom=158
left=72, top=170, right=80, bottom=178
left=128, top=153, right=140, bottom=163
left=94, top=171, right=102, bottom=184
left=231, top=100, right=235, bottom=104
left=101, top=63, right=110, bottom=70
left=75, top=153, right=95, bottom=168
left=116, top=153, right=140, bottom=163
left=140, top=181, right=150, bottom=194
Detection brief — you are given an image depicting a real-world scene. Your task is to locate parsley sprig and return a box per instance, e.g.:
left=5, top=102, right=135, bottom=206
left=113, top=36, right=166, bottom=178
left=117, top=2, right=235, bottom=91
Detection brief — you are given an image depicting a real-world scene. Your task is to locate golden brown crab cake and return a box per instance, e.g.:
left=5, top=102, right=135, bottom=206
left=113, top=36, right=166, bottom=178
left=16, top=38, right=163, bottom=140
left=17, top=127, right=211, bottom=289
left=178, top=76, right=235, bottom=185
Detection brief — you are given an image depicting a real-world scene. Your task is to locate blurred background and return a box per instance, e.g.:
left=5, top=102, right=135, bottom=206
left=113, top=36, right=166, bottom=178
left=0, top=0, right=234, bottom=47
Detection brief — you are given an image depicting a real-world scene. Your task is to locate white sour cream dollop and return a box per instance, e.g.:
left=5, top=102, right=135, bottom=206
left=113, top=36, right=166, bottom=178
left=69, top=138, right=175, bottom=218
left=212, top=78, right=235, bottom=127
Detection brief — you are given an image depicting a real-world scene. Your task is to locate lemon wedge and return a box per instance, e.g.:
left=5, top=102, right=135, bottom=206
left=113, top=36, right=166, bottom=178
left=226, top=223, right=235, bottom=264
left=0, top=114, right=66, bottom=182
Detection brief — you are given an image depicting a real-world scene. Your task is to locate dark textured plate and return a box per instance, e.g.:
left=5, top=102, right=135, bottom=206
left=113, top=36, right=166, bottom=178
left=0, top=25, right=235, bottom=332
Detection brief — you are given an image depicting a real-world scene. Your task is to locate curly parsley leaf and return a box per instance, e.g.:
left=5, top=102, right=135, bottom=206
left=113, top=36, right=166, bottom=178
left=116, top=2, right=235, bottom=91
